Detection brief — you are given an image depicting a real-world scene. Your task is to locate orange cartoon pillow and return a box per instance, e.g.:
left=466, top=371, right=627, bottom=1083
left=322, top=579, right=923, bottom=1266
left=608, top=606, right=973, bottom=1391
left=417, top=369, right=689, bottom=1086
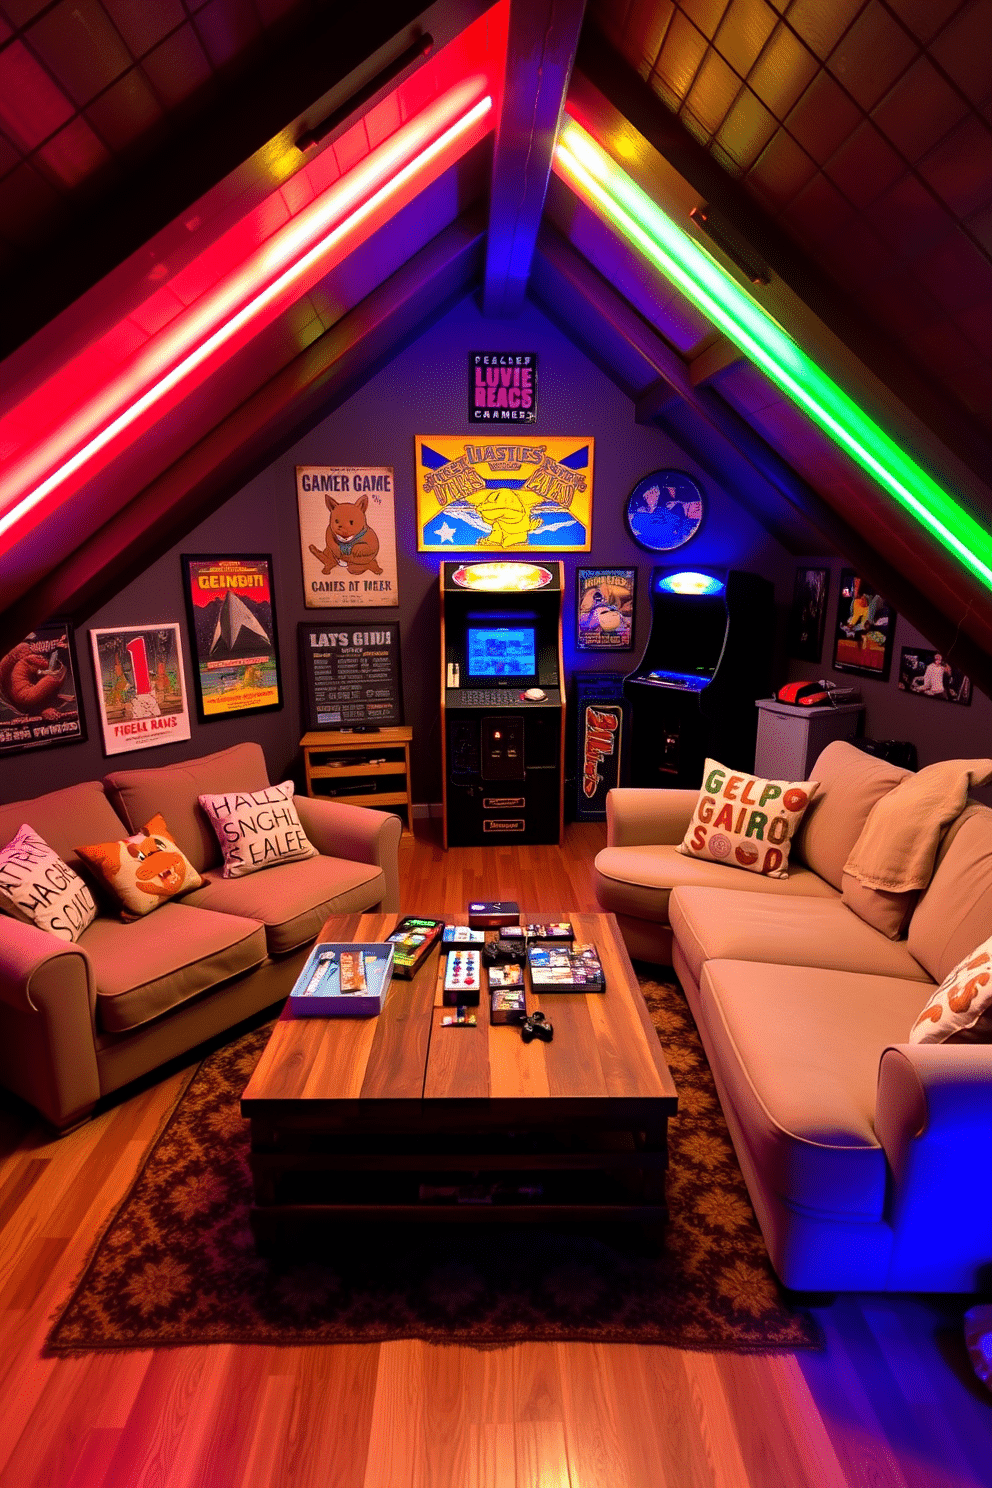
left=76, top=813, right=203, bottom=920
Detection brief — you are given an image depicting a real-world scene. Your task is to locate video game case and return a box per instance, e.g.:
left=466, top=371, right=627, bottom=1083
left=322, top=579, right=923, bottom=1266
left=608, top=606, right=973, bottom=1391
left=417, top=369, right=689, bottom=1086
left=523, top=921, right=574, bottom=942
left=527, top=943, right=605, bottom=992
left=468, top=900, right=520, bottom=929
left=490, top=984, right=527, bottom=1024
left=387, top=916, right=444, bottom=979
left=486, top=962, right=523, bottom=989
left=442, top=924, right=486, bottom=951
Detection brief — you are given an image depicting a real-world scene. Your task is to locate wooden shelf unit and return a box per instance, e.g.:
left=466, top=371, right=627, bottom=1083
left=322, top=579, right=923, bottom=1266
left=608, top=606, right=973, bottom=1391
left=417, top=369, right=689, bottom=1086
left=300, top=727, right=413, bottom=832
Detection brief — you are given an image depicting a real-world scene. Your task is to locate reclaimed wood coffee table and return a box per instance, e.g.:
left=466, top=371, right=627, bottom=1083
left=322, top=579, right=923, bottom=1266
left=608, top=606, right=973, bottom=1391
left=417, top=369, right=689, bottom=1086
left=241, top=910, right=678, bottom=1248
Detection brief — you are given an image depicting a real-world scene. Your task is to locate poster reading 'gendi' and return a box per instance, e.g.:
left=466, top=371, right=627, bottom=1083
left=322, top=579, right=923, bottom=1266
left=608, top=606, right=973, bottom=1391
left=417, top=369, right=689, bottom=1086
left=416, top=436, right=593, bottom=552
left=297, top=467, right=399, bottom=608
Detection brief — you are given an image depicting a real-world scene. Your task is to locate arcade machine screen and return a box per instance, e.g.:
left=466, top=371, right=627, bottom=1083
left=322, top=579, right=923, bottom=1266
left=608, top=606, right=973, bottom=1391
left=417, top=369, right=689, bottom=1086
left=466, top=626, right=537, bottom=681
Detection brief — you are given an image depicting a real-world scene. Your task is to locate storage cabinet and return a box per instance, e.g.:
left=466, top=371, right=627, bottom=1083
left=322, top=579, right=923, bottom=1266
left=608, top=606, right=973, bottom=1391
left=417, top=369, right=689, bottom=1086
left=300, top=728, right=413, bottom=832
left=754, top=699, right=863, bottom=779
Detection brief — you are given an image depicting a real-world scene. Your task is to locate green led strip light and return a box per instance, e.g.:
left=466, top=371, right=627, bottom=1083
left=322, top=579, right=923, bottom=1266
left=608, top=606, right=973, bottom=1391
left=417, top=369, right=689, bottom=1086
left=555, top=118, right=992, bottom=591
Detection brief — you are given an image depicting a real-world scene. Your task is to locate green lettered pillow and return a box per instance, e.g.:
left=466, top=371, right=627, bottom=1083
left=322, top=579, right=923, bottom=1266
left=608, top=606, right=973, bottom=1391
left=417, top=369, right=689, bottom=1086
left=677, top=758, right=819, bottom=879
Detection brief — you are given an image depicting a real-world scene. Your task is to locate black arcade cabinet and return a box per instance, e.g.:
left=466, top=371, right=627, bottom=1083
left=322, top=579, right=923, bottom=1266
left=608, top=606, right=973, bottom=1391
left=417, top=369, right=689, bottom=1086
left=440, top=560, right=565, bottom=847
left=624, top=568, right=773, bottom=788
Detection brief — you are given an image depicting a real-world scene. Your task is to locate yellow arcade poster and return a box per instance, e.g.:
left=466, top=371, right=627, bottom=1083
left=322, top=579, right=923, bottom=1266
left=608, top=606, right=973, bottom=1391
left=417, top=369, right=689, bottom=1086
left=415, top=436, right=593, bottom=551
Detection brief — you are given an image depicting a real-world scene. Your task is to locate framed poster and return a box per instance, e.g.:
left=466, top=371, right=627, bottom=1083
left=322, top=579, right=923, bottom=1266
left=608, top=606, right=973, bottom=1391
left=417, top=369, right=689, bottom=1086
left=469, top=351, right=537, bottom=423
left=0, top=620, right=86, bottom=753
left=576, top=567, right=636, bottom=651
left=624, top=470, right=704, bottom=552
left=296, top=466, right=398, bottom=608
left=787, top=566, right=829, bottom=662
left=89, top=624, right=191, bottom=755
left=898, top=647, right=972, bottom=705
left=415, top=435, right=593, bottom=552
left=832, top=571, right=896, bottom=680
left=181, top=554, right=282, bottom=721
left=298, top=621, right=403, bottom=730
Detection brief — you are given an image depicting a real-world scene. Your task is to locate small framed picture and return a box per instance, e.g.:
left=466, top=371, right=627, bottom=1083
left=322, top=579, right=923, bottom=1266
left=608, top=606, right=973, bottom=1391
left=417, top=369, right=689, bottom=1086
left=181, top=554, right=283, bottom=721
left=832, top=571, right=896, bottom=681
left=90, top=623, right=192, bottom=756
left=624, top=470, right=704, bottom=552
left=898, top=647, right=971, bottom=705
left=787, top=567, right=828, bottom=662
left=0, top=620, right=86, bottom=753
left=576, top=568, right=636, bottom=651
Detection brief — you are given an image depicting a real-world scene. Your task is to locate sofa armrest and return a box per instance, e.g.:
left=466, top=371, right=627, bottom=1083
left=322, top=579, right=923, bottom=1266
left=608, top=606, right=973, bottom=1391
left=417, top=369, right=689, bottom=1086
left=875, top=1043, right=992, bottom=1290
left=0, top=918, right=100, bottom=1129
left=606, top=788, right=698, bottom=848
left=295, top=795, right=402, bottom=912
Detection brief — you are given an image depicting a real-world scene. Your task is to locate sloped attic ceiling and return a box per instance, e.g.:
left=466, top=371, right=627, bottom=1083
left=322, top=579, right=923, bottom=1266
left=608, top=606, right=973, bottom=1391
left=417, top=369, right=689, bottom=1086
left=1, top=0, right=990, bottom=690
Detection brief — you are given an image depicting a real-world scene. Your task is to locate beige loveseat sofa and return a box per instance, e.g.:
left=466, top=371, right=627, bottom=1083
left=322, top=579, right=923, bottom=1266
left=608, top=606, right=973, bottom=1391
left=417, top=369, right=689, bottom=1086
left=0, top=742, right=401, bottom=1131
left=594, top=742, right=992, bottom=1292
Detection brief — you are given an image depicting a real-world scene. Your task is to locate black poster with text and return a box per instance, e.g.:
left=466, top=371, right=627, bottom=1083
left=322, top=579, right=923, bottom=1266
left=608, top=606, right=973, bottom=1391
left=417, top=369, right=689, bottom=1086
left=299, top=622, right=403, bottom=730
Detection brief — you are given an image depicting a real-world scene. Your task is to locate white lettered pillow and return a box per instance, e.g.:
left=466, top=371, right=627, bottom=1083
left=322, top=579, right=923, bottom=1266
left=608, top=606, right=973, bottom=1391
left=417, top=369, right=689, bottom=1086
left=676, top=758, right=819, bottom=879
left=910, top=933, right=992, bottom=1043
left=0, top=824, right=98, bottom=942
left=198, top=782, right=318, bottom=879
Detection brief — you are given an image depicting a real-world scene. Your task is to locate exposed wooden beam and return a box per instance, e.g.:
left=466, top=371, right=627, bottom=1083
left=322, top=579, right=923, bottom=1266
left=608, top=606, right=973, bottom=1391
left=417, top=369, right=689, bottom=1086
left=482, top=0, right=586, bottom=317
left=689, top=337, right=744, bottom=388
left=0, top=214, right=485, bottom=653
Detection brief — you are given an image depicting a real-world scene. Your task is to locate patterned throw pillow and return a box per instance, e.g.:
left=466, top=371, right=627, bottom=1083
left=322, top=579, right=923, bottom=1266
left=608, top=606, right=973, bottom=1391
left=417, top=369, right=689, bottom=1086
left=76, top=813, right=203, bottom=920
left=0, top=823, right=97, bottom=942
left=910, top=933, right=992, bottom=1044
left=676, top=758, right=819, bottom=880
left=198, top=781, right=318, bottom=879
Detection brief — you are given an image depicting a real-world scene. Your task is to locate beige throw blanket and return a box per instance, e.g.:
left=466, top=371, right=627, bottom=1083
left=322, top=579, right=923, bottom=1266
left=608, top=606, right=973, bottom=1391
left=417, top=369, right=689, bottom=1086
left=844, top=758, right=992, bottom=892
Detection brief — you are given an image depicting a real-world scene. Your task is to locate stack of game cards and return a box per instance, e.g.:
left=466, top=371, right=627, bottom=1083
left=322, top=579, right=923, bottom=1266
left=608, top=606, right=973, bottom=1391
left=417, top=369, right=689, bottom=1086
left=523, top=921, right=574, bottom=943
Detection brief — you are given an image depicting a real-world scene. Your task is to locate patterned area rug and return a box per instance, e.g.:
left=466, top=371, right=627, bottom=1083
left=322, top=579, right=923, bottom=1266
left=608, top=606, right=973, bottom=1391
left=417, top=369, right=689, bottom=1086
left=46, top=975, right=821, bottom=1353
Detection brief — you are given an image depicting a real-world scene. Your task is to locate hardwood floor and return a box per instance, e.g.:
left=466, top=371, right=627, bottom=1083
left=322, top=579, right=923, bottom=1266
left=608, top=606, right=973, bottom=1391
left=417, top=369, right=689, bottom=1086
left=0, top=821, right=989, bottom=1487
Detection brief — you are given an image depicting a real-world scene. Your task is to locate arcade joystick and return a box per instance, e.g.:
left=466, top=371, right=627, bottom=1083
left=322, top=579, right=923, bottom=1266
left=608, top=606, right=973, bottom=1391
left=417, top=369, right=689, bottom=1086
left=523, top=687, right=547, bottom=701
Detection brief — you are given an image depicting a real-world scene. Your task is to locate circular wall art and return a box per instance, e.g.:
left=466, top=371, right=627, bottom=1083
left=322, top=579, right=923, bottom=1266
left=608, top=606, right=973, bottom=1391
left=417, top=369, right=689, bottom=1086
left=624, top=470, right=705, bottom=552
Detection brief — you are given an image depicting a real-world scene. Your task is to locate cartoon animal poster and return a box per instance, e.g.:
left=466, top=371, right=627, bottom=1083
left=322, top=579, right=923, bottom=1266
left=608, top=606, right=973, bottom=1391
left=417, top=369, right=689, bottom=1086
left=415, top=436, right=593, bottom=552
left=181, top=554, right=282, bottom=719
left=89, top=624, right=192, bottom=756
left=576, top=568, right=636, bottom=651
left=297, top=467, right=398, bottom=608
left=0, top=620, right=86, bottom=753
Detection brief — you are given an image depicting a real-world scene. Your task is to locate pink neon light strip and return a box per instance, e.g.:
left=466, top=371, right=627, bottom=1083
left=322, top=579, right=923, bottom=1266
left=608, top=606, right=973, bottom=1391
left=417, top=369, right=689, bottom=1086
left=0, top=83, right=492, bottom=544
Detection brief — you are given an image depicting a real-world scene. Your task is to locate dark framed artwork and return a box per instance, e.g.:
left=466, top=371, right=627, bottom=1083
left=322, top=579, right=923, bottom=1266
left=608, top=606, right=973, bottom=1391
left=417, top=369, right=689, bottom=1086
left=298, top=620, right=403, bottom=730
left=832, top=570, right=896, bottom=680
left=0, top=620, right=86, bottom=753
left=898, top=647, right=972, bottom=706
left=787, top=567, right=829, bottom=662
left=181, top=554, right=283, bottom=721
left=576, top=567, right=636, bottom=651
left=624, top=470, right=705, bottom=552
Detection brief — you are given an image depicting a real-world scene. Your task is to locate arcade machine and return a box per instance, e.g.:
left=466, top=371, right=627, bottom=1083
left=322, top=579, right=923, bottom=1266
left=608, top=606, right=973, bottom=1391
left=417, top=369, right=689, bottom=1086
left=440, top=560, right=565, bottom=847
left=623, top=568, right=773, bottom=788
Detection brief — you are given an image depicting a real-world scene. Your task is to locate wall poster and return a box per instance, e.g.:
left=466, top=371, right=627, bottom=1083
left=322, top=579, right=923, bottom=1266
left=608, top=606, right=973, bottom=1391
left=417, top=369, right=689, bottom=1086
left=296, top=466, right=398, bottom=608
left=832, top=570, right=896, bottom=680
left=576, top=567, right=636, bottom=651
left=298, top=621, right=403, bottom=730
left=415, top=436, right=593, bottom=552
left=89, top=624, right=191, bottom=756
left=0, top=620, right=86, bottom=753
left=787, top=566, right=829, bottom=662
left=468, top=351, right=537, bottom=423
left=898, top=647, right=972, bottom=705
left=181, top=554, right=282, bottom=720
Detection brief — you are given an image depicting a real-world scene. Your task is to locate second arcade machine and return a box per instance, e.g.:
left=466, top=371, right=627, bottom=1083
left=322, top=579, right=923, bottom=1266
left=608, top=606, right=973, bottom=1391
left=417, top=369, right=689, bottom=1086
left=624, top=568, right=773, bottom=788
left=441, top=561, right=565, bottom=847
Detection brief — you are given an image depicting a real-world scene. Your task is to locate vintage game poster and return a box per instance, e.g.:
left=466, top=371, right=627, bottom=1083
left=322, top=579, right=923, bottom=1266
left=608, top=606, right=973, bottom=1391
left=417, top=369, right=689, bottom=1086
left=89, top=624, right=191, bottom=756
left=416, top=436, right=593, bottom=552
left=468, top=351, right=537, bottom=423
left=832, top=570, right=896, bottom=680
left=576, top=567, right=636, bottom=651
left=181, top=555, right=282, bottom=720
left=296, top=466, right=398, bottom=608
left=0, top=620, right=86, bottom=753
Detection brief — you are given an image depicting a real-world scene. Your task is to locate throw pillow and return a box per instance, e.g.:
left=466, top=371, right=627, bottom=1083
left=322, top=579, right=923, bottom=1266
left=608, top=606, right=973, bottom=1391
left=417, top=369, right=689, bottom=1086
left=198, top=781, right=318, bottom=879
left=0, top=824, right=97, bottom=942
left=76, top=813, right=203, bottom=921
left=676, top=758, right=819, bottom=880
left=910, top=932, right=992, bottom=1044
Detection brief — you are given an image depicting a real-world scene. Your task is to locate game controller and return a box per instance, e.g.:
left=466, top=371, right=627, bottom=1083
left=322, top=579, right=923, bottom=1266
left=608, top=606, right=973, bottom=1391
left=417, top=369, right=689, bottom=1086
left=520, top=1011, right=554, bottom=1044
left=483, top=938, right=526, bottom=966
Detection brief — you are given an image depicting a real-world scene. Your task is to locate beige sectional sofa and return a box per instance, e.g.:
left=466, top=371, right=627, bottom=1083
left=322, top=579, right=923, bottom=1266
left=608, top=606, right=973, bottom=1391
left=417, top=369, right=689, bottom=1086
left=594, top=741, right=992, bottom=1292
left=0, top=742, right=401, bottom=1131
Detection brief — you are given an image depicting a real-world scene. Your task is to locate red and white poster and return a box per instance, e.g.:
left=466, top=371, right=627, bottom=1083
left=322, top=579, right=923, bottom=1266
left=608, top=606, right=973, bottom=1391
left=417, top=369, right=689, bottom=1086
left=90, top=624, right=192, bottom=756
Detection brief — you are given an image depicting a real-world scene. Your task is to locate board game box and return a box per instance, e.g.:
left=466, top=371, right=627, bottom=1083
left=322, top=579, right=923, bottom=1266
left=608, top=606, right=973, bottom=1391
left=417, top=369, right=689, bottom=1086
left=468, top=900, right=520, bottom=928
left=387, top=916, right=444, bottom=978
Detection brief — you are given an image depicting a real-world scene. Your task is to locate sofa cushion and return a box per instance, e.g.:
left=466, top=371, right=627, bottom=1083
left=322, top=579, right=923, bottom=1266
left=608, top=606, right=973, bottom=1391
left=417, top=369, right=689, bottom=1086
left=182, top=854, right=385, bottom=955
left=907, top=805, right=992, bottom=984
left=104, top=743, right=271, bottom=874
left=80, top=902, right=267, bottom=1032
left=0, top=824, right=98, bottom=942
left=670, top=886, right=932, bottom=988
left=840, top=873, right=916, bottom=940
left=595, top=843, right=838, bottom=926
left=697, top=959, right=929, bottom=1221
left=910, top=929, right=992, bottom=1044
left=793, top=741, right=911, bottom=890
left=198, top=781, right=318, bottom=879
left=75, top=813, right=203, bottom=920
left=676, top=758, right=817, bottom=879
left=0, top=779, right=128, bottom=878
